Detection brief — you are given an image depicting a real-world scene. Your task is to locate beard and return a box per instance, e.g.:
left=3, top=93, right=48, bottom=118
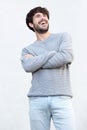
left=33, top=24, right=49, bottom=34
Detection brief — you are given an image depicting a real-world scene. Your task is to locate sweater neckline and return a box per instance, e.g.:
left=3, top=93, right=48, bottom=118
left=35, top=33, right=54, bottom=44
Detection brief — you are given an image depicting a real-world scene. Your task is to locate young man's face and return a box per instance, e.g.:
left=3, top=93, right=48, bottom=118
left=31, top=12, right=49, bottom=34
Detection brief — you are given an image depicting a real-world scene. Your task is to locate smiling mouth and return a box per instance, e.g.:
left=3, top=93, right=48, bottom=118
left=39, top=20, right=48, bottom=25
left=41, top=22, right=46, bottom=25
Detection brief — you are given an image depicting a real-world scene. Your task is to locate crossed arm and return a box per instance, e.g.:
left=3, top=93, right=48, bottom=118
left=21, top=50, right=56, bottom=72
left=21, top=33, right=73, bottom=73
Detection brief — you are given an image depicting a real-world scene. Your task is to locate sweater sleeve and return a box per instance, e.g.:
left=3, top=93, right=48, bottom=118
left=42, top=32, right=73, bottom=69
left=21, top=48, right=56, bottom=73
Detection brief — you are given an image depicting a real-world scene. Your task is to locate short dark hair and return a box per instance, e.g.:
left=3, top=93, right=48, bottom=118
left=26, top=6, right=50, bottom=32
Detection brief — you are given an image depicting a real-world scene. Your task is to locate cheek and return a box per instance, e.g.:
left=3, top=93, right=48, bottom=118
left=33, top=20, right=39, bottom=25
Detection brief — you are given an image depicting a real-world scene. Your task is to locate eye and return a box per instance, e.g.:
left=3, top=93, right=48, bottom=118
left=43, top=14, right=47, bottom=17
left=35, top=14, right=41, bottom=18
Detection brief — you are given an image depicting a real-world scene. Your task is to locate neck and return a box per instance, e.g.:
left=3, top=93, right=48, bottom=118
left=35, top=31, right=51, bottom=41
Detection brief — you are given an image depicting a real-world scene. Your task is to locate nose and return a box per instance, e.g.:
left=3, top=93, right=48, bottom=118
left=41, top=15, right=46, bottom=21
left=43, top=14, right=47, bottom=18
left=41, top=17, right=44, bottom=21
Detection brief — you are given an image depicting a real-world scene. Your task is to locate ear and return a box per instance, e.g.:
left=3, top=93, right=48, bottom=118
left=29, top=23, right=34, bottom=28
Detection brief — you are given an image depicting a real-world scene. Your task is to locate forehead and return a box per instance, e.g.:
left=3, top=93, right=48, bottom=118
left=34, top=12, right=47, bottom=17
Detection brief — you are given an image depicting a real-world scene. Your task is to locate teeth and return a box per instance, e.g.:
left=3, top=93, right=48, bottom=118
left=38, top=20, right=47, bottom=25
left=40, top=20, right=46, bottom=24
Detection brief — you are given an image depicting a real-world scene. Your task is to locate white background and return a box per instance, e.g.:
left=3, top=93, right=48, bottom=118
left=0, top=0, right=87, bottom=130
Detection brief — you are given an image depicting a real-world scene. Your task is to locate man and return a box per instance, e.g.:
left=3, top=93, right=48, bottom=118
left=21, top=6, right=75, bottom=130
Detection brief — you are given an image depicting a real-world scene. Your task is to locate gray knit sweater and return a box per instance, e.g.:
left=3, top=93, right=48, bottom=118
left=21, top=32, right=73, bottom=97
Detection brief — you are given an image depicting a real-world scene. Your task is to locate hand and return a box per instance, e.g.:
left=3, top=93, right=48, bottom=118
left=24, top=54, right=34, bottom=59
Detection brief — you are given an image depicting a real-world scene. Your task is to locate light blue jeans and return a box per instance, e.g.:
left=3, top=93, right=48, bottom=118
left=29, top=96, right=76, bottom=130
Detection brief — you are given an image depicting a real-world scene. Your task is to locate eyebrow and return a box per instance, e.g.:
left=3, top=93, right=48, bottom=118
left=34, top=13, right=47, bottom=18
